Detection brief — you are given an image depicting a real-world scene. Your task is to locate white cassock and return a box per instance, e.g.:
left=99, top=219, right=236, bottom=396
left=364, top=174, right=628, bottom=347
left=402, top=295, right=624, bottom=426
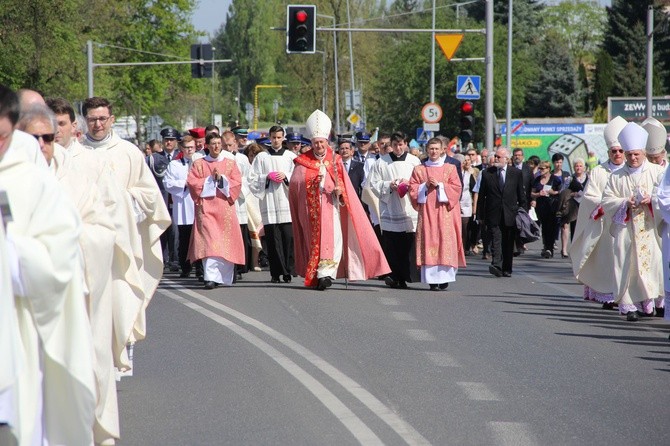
left=601, top=161, right=665, bottom=313
left=164, top=158, right=195, bottom=225
left=248, top=148, right=296, bottom=224
left=233, top=151, right=251, bottom=225
left=368, top=153, right=421, bottom=233
left=654, top=165, right=670, bottom=320
left=84, top=130, right=171, bottom=368
left=569, top=161, right=624, bottom=302
left=53, top=145, right=120, bottom=444
left=0, top=147, right=96, bottom=446
left=0, top=223, right=21, bottom=444
left=6, top=129, right=48, bottom=169
left=361, top=156, right=382, bottom=226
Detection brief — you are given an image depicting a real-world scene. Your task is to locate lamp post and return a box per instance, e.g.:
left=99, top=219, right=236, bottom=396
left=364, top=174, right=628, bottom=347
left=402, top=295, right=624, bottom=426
left=318, top=13, right=341, bottom=134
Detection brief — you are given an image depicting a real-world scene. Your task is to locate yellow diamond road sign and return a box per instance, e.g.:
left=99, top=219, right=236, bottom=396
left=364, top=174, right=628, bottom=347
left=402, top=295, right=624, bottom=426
left=435, top=34, right=463, bottom=61
left=347, top=111, right=361, bottom=125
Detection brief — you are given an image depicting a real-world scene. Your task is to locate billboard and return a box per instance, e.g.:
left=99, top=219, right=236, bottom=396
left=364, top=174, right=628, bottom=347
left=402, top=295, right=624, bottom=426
left=501, top=123, right=608, bottom=173
left=608, top=97, right=670, bottom=122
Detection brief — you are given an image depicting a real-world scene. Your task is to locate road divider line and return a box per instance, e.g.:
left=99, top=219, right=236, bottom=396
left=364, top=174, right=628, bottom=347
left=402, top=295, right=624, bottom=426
left=488, top=421, right=536, bottom=446
left=455, top=382, right=500, bottom=401
left=161, top=281, right=432, bottom=446
left=160, top=288, right=384, bottom=445
left=424, top=352, right=461, bottom=368
left=391, top=312, right=418, bottom=322
left=405, top=329, right=437, bottom=342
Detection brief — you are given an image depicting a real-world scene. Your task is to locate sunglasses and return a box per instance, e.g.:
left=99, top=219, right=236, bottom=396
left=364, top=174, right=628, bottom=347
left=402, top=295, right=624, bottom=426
left=31, top=133, right=55, bottom=143
left=610, top=149, right=624, bottom=154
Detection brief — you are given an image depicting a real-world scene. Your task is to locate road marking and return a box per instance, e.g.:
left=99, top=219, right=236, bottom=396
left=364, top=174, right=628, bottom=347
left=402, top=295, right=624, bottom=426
left=425, top=352, right=461, bottom=368
left=160, top=288, right=384, bottom=445
left=488, top=421, right=536, bottom=446
left=405, top=329, right=437, bottom=342
left=380, top=296, right=401, bottom=306
left=456, top=382, right=500, bottom=401
left=391, top=311, right=417, bottom=321
left=161, top=281, right=432, bottom=446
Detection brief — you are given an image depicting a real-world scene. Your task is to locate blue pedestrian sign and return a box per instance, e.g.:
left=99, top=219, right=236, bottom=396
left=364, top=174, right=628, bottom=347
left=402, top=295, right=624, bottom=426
left=416, top=128, right=434, bottom=144
left=456, top=75, right=481, bottom=100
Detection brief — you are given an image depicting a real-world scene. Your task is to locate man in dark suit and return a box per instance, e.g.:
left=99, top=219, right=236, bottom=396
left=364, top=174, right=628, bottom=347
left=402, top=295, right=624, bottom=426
left=512, top=148, right=533, bottom=208
left=476, top=148, right=527, bottom=277
left=338, top=137, right=365, bottom=198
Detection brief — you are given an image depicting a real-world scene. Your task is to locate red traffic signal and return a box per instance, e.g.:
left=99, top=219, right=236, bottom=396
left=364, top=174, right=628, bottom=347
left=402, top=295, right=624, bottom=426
left=460, top=101, right=474, bottom=114
left=287, top=5, right=316, bottom=54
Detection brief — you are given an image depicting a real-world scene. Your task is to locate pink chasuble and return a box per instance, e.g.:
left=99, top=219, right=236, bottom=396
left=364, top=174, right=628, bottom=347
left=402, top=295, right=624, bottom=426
left=289, top=149, right=390, bottom=287
left=187, top=158, right=245, bottom=265
left=409, top=163, right=466, bottom=268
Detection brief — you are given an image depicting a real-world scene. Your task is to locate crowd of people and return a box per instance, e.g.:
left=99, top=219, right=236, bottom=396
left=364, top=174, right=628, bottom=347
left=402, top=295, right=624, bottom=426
left=2, top=79, right=669, bottom=445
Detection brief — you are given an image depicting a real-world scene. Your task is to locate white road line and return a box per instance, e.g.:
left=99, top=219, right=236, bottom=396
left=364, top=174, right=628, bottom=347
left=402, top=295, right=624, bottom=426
left=488, top=421, right=536, bottom=446
left=379, top=296, right=401, bottom=306
left=455, top=382, right=501, bottom=401
left=160, top=288, right=384, bottom=445
left=161, top=281, right=432, bottom=446
left=391, top=311, right=417, bottom=322
left=405, top=329, right=437, bottom=342
left=424, top=352, right=461, bottom=368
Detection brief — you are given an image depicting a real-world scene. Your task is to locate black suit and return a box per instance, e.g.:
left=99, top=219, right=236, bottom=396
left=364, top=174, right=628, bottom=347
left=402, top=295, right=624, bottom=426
left=513, top=162, right=533, bottom=210
left=476, top=166, right=527, bottom=275
left=344, top=159, right=365, bottom=198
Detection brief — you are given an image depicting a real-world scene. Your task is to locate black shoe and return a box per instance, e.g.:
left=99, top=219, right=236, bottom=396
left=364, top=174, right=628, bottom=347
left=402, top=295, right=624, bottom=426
left=439, top=282, right=449, bottom=290
left=626, top=311, right=639, bottom=322
left=384, top=277, right=399, bottom=288
left=502, top=271, right=511, bottom=277
left=204, top=281, right=217, bottom=290
left=655, top=307, right=665, bottom=318
left=489, top=265, right=503, bottom=278
left=316, top=277, right=332, bottom=291
left=602, top=302, right=616, bottom=310
left=283, top=274, right=292, bottom=283
left=513, top=251, right=521, bottom=257
left=179, top=271, right=191, bottom=278
left=197, top=276, right=205, bottom=282
left=541, top=249, right=551, bottom=259
left=429, top=284, right=439, bottom=291
left=169, top=264, right=180, bottom=272
left=271, top=277, right=280, bottom=284
left=398, top=281, right=408, bottom=289
left=639, top=309, right=655, bottom=318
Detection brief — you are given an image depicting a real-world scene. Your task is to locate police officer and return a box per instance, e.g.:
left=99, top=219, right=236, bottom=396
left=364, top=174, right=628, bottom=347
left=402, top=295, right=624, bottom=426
left=353, top=131, right=372, bottom=162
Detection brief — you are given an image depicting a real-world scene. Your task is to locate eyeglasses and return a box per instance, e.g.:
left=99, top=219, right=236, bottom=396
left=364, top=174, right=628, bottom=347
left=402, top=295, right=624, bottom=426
left=31, top=133, right=55, bottom=143
left=86, top=116, right=111, bottom=124
left=610, top=149, right=624, bottom=154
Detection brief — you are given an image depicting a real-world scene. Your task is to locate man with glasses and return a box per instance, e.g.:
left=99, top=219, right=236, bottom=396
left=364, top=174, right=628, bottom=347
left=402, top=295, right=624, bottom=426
left=338, top=136, right=364, bottom=198
left=570, top=116, right=627, bottom=311
left=0, top=86, right=97, bottom=446
left=476, top=148, right=527, bottom=278
left=82, top=96, right=171, bottom=375
left=601, top=122, right=665, bottom=322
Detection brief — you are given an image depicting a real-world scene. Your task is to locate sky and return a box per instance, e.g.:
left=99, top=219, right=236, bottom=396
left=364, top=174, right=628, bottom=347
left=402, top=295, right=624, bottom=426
left=192, top=0, right=232, bottom=39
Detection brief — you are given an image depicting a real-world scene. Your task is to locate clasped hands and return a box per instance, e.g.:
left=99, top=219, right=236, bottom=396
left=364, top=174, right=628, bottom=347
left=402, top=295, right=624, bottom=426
left=628, top=193, right=650, bottom=210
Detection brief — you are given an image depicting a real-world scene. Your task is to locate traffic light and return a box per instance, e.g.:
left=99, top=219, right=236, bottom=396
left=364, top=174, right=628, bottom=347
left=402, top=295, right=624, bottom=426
left=191, top=44, right=213, bottom=78
left=286, top=5, right=316, bottom=54
left=458, top=101, right=474, bottom=145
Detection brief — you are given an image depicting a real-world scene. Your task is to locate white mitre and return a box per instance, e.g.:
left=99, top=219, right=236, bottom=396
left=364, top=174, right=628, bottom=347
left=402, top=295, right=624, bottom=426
left=603, top=116, right=628, bottom=149
left=618, top=122, right=648, bottom=152
left=305, top=109, right=331, bottom=140
left=641, top=117, right=667, bottom=155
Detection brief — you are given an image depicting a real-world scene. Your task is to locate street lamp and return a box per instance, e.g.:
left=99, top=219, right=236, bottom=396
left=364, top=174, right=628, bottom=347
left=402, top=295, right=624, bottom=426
left=318, top=13, right=341, bottom=133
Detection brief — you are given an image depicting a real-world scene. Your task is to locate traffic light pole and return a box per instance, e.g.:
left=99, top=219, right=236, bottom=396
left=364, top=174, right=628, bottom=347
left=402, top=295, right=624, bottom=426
left=86, top=40, right=232, bottom=97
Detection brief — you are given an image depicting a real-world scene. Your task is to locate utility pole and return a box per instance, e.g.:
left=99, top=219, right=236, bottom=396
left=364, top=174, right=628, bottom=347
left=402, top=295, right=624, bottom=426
left=430, top=0, right=436, bottom=103
left=506, top=0, right=513, bottom=149
left=485, top=0, right=494, bottom=150
left=646, top=5, right=653, bottom=119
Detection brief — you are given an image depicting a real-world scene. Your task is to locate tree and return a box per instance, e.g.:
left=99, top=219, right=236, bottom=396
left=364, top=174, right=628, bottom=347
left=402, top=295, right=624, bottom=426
left=523, top=33, right=577, bottom=117
left=542, top=0, right=607, bottom=67
left=591, top=49, right=614, bottom=109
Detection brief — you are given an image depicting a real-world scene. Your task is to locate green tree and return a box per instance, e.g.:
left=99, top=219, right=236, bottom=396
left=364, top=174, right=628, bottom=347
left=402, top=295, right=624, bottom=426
left=542, top=0, right=606, bottom=67
left=523, top=33, right=577, bottom=117
left=591, top=49, right=614, bottom=109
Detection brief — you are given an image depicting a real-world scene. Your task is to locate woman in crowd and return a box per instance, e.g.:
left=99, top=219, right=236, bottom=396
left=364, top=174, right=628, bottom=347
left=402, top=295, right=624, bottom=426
left=531, top=161, right=562, bottom=258
left=557, top=158, right=589, bottom=257
left=457, top=153, right=479, bottom=255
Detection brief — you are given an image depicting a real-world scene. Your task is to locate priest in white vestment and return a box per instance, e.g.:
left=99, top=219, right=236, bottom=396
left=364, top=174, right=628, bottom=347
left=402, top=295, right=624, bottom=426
left=601, top=122, right=665, bottom=322
left=570, top=116, right=627, bottom=307
left=0, top=84, right=96, bottom=445
left=82, top=97, right=171, bottom=371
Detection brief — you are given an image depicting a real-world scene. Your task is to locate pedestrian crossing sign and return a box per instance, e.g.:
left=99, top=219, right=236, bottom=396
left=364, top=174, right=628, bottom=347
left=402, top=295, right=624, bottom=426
left=416, top=128, right=434, bottom=144
left=456, top=75, right=481, bottom=100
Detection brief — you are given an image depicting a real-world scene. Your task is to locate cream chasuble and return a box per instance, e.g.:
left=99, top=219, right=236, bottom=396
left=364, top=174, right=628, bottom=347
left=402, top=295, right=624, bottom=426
left=601, top=161, right=664, bottom=307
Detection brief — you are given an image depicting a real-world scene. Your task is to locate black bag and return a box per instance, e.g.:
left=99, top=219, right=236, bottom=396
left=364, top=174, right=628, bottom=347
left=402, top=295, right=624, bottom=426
left=516, top=208, right=541, bottom=243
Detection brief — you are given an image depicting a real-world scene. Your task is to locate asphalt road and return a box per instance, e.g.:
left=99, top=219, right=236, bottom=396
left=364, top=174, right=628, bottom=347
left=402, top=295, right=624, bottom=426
left=117, top=245, right=669, bottom=445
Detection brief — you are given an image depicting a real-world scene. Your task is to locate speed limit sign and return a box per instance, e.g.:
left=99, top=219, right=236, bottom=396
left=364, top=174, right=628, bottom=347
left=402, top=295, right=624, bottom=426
left=421, top=103, right=443, bottom=123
